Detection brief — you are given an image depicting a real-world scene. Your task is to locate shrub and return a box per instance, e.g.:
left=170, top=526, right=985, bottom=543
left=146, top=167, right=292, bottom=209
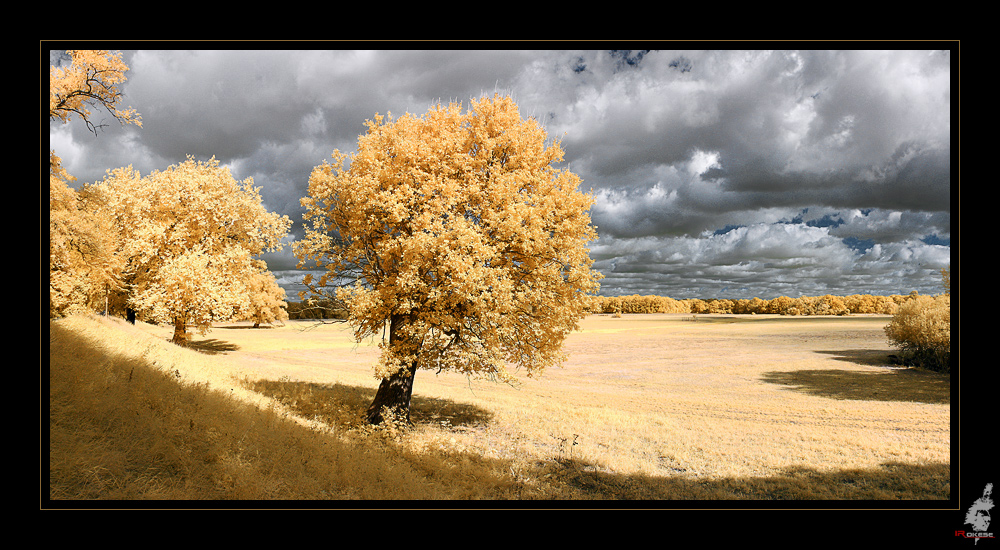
left=884, top=294, right=951, bottom=372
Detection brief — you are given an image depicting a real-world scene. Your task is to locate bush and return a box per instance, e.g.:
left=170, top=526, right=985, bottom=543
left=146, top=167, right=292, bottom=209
left=884, top=294, right=951, bottom=372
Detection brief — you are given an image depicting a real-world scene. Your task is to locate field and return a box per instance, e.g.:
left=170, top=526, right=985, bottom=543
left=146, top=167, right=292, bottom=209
left=48, top=312, right=950, bottom=501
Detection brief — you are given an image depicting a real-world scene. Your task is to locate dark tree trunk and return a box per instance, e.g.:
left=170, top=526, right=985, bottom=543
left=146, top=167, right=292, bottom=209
left=171, top=317, right=188, bottom=345
left=365, top=364, right=417, bottom=425
left=365, top=314, right=417, bottom=425
left=126, top=308, right=136, bottom=324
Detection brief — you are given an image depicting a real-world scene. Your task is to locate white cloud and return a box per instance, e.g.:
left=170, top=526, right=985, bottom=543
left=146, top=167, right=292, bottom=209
left=48, top=124, right=83, bottom=174
left=831, top=209, right=950, bottom=243
left=592, top=219, right=948, bottom=298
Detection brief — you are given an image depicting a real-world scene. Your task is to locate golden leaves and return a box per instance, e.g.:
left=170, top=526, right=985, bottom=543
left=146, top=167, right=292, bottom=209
left=49, top=50, right=142, bottom=132
left=49, top=158, right=125, bottom=317
left=78, top=156, right=291, bottom=331
left=884, top=293, right=950, bottom=370
left=296, top=94, right=602, bottom=381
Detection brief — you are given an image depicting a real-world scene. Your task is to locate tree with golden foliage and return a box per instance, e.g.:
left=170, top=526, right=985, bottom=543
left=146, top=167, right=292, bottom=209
left=49, top=156, right=123, bottom=317
left=49, top=50, right=141, bottom=135
left=49, top=50, right=141, bottom=316
left=885, top=293, right=951, bottom=371
left=295, top=94, right=602, bottom=424
left=88, top=157, right=291, bottom=343
left=884, top=266, right=951, bottom=371
left=244, top=265, right=289, bottom=327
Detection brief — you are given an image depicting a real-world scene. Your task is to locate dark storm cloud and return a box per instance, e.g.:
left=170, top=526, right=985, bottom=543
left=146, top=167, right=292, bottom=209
left=48, top=47, right=953, bottom=299
left=124, top=50, right=325, bottom=161
left=563, top=50, right=950, bottom=233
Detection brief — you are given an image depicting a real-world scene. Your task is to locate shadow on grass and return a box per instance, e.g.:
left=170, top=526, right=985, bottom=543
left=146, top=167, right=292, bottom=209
left=761, top=353, right=949, bottom=405
left=543, top=457, right=951, bottom=502
left=247, top=378, right=950, bottom=501
left=50, top=320, right=495, bottom=501
left=816, top=348, right=898, bottom=367
left=50, top=320, right=365, bottom=500
left=184, top=338, right=240, bottom=355
left=247, top=378, right=493, bottom=432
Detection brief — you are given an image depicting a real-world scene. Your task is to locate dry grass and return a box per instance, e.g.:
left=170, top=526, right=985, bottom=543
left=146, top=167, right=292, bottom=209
left=46, top=312, right=950, bottom=503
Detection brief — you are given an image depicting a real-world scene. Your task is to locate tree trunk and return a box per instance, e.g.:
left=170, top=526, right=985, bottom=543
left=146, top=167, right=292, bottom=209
left=365, top=314, right=417, bottom=425
left=171, top=317, right=188, bottom=345
left=126, top=307, right=136, bottom=324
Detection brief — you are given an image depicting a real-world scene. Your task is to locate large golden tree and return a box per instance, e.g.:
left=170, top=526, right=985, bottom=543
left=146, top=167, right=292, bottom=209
left=295, top=94, right=602, bottom=424
left=88, top=157, right=291, bottom=343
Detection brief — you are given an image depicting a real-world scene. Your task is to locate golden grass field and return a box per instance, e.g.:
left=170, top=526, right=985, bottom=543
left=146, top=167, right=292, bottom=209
left=48, top=311, right=950, bottom=501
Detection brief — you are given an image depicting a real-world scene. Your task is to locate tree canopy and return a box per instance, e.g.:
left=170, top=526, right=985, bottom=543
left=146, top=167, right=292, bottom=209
left=295, top=94, right=602, bottom=423
left=86, top=157, right=291, bottom=342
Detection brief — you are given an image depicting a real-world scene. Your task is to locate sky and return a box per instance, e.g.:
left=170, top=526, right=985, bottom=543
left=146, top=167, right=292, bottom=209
left=48, top=47, right=954, bottom=301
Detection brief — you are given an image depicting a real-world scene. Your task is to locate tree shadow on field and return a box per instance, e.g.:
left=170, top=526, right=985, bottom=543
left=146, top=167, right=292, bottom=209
left=184, top=338, right=240, bottom=355
left=816, top=348, right=897, bottom=367
left=761, top=363, right=949, bottom=405
left=247, top=378, right=493, bottom=431
left=409, top=395, right=493, bottom=427
left=247, top=377, right=949, bottom=501
left=544, top=457, right=951, bottom=502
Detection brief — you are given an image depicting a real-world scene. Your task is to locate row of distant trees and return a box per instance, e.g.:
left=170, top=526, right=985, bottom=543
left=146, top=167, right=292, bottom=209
left=587, top=293, right=911, bottom=316
left=289, top=291, right=920, bottom=320
left=285, top=288, right=953, bottom=374
left=589, top=269, right=952, bottom=373
left=49, top=51, right=291, bottom=343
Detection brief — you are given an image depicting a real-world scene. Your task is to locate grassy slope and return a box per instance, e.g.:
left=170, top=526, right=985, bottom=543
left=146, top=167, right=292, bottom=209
left=46, top=313, right=950, bottom=503
left=47, top=315, right=467, bottom=500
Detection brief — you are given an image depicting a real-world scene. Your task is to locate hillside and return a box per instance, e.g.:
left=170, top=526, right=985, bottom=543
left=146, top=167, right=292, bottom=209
left=47, top=314, right=476, bottom=500
left=46, top=312, right=950, bottom=503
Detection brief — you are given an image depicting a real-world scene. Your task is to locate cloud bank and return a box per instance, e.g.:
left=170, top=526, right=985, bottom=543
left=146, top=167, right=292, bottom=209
left=49, top=47, right=953, bottom=300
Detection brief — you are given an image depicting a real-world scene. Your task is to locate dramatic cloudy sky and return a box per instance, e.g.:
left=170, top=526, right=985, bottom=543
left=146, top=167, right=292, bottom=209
left=49, top=47, right=954, bottom=300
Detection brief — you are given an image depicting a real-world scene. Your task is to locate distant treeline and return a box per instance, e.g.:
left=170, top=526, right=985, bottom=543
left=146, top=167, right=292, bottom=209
left=285, top=299, right=349, bottom=320
left=586, top=293, right=919, bottom=316
left=287, top=293, right=919, bottom=320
